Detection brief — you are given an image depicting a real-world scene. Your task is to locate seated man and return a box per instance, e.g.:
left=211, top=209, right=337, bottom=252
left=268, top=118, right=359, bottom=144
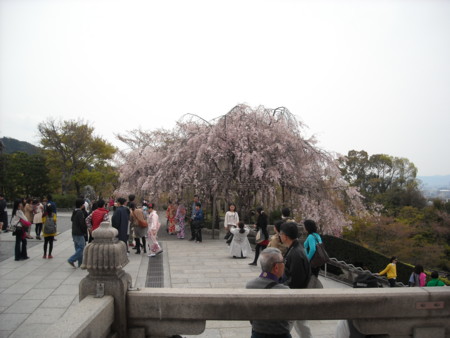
left=246, top=247, right=293, bottom=338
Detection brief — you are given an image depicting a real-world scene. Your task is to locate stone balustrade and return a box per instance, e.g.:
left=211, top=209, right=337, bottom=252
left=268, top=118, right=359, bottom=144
left=127, top=287, right=450, bottom=338
left=59, top=221, right=449, bottom=338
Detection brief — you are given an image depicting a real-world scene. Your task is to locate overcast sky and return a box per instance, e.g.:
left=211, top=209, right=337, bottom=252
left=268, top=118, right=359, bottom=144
left=1, top=0, right=449, bottom=176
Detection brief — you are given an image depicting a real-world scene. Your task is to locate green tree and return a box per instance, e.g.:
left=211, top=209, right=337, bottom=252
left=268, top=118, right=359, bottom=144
left=38, top=119, right=117, bottom=195
left=339, top=150, right=425, bottom=211
left=0, top=152, right=51, bottom=199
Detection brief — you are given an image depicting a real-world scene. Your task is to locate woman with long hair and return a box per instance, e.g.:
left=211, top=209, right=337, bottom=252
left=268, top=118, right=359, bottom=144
left=224, top=203, right=239, bottom=243
left=249, top=207, right=269, bottom=266
left=11, top=199, right=31, bottom=261
left=303, top=219, right=323, bottom=277
left=230, top=221, right=252, bottom=258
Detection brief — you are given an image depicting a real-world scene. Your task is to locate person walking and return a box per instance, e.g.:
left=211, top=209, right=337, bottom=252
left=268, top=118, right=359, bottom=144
left=246, top=247, right=293, bottom=338
left=42, top=204, right=57, bottom=258
left=129, top=202, right=147, bottom=254
left=147, top=203, right=162, bottom=257
left=377, top=256, right=398, bottom=287
left=249, top=207, right=269, bottom=266
left=230, top=221, right=252, bottom=258
left=11, top=199, right=31, bottom=261
left=303, top=219, right=323, bottom=277
left=280, top=221, right=312, bottom=338
left=67, top=198, right=87, bottom=268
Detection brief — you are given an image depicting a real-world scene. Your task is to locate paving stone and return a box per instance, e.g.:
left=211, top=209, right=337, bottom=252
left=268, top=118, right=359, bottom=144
left=4, top=299, right=42, bottom=314
left=23, top=307, right=66, bottom=324
left=21, top=288, right=54, bottom=300
left=8, top=323, right=48, bottom=338
left=2, top=283, right=35, bottom=295
left=40, top=295, right=77, bottom=308
left=0, top=330, right=14, bottom=338
left=0, top=313, right=28, bottom=331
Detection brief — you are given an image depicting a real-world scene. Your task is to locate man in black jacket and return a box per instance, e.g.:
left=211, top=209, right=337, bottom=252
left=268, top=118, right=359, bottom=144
left=68, top=198, right=87, bottom=268
left=280, top=222, right=312, bottom=338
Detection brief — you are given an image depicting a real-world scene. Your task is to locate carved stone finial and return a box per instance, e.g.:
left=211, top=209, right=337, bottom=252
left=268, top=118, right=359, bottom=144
left=80, top=221, right=129, bottom=274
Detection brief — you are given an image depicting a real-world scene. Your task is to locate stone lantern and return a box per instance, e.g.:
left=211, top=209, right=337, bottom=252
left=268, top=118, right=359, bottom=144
left=79, top=221, right=132, bottom=338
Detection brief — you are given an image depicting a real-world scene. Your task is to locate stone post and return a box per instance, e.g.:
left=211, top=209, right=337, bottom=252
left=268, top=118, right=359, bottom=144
left=79, top=221, right=132, bottom=338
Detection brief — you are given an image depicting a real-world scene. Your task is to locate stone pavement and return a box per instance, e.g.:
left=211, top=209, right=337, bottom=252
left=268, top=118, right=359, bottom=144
left=0, top=217, right=348, bottom=338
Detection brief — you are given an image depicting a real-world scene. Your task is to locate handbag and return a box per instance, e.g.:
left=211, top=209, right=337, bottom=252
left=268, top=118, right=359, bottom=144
left=138, top=219, right=148, bottom=228
left=255, top=229, right=264, bottom=244
left=310, top=234, right=330, bottom=268
left=10, top=219, right=22, bottom=234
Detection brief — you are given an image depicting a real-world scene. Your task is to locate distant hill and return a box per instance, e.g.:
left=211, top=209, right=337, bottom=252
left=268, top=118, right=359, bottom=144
left=0, top=137, right=40, bottom=155
left=418, top=175, right=450, bottom=190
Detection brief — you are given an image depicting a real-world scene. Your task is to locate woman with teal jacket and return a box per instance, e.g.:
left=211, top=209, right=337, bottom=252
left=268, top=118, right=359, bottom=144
left=303, top=219, right=322, bottom=277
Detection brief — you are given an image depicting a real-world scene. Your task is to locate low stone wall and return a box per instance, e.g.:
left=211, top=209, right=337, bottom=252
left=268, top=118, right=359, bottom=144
left=127, top=287, right=450, bottom=338
left=43, top=295, right=114, bottom=338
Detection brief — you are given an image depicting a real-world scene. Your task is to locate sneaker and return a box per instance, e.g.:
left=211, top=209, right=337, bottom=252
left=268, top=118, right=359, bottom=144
left=148, top=253, right=156, bottom=257
left=248, top=262, right=257, bottom=266
left=43, top=254, right=47, bottom=259
left=68, top=260, right=76, bottom=268
left=48, top=255, right=53, bottom=259
left=155, top=250, right=163, bottom=255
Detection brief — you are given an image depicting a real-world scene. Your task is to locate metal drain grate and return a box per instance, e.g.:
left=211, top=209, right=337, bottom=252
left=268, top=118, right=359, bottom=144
left=145, top=246, right=164, bottom=288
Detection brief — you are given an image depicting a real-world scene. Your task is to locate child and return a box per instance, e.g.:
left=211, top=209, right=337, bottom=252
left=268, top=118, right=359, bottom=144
left=42, top=203, right=57, bottom=258
left=230, top=222, right=251, bottom=258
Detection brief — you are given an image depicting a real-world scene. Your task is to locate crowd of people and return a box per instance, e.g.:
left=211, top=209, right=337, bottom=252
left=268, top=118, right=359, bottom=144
left=1, top=192, right=446, bottom=337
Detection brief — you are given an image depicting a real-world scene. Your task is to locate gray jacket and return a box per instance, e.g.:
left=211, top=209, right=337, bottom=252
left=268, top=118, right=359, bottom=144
left=246, top=277, right=293, bottom=335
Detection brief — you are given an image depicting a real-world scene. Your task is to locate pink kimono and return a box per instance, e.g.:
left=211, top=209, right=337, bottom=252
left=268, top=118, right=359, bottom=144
left=147, top=210, right=161, bottom=254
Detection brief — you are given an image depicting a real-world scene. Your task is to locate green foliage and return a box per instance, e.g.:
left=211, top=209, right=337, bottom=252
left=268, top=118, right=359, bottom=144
left=52, top=194, right=78, bottom=209
left=339, top=150, right=425, bottom=211
left=343, top=210, right=450, bottom=272
left=38, top=119, right=117, bottom=195
left=0, top=152, right=51, bottom=199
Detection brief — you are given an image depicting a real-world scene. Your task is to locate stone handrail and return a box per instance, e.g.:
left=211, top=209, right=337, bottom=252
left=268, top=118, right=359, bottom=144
left=127, top=287, right=450, bottom=338
left=42, top=295, right=114, bottom=338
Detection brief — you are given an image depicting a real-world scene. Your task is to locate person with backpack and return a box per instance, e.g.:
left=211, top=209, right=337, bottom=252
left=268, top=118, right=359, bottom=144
left=42, top=203, right=57, bottom=258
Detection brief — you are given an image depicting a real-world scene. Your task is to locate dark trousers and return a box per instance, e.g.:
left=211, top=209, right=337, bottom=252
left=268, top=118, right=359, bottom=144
left=15, top=229, right=27, bottom=260
left=190, top=220, right=195, bottom=240
left=44, top=236, right=54, bottom=255
left=251, top=244, right=267, bottom=264
left=194, top=227, right=202, bottom=242
left=35, top=223, right=43, bottom=237
left=388, top=278, right=396, bottom=287
left=135, top=237, right=147, bottom=253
